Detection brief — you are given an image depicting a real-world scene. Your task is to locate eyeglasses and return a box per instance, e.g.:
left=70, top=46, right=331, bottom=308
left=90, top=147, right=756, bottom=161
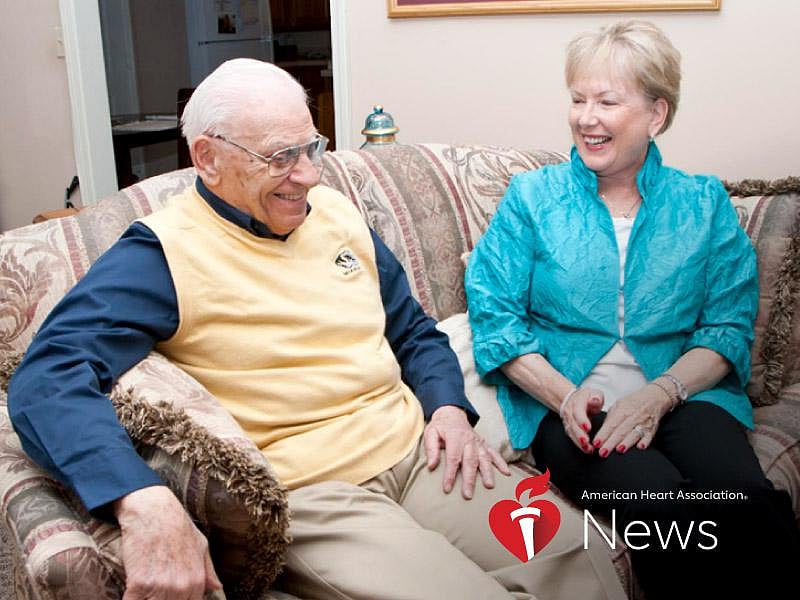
left=212, top=133, right=328, bottom=177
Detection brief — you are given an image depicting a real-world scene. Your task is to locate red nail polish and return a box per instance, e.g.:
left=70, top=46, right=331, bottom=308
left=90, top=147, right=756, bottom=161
left=580, top=436, right=588, bottom=446
left=593, top=439, right=603, bottom=448
left=638, top=443, right=646, bottom=450
left=617, top=444, right=626, bottom=453
left=581, top=422, right=590, bottom=433
left=599, top=448, right=609, bottom=458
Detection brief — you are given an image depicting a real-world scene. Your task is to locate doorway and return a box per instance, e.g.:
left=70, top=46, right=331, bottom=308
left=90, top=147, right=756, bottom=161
left=98, top=0, right=335, bottom=188
left=269, top=0, right=335, bottom=150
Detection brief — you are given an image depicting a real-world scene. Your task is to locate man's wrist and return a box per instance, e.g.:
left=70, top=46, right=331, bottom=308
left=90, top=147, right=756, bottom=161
left=427, top=400, right=478, bottom=425
left=431, top=404, right=468, bottom=419
left=112, top=484, right=170, bottom=522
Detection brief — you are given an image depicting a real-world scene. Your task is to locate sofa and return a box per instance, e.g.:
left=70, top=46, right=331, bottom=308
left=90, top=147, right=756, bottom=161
left=0, top=142, right=798, bottom=599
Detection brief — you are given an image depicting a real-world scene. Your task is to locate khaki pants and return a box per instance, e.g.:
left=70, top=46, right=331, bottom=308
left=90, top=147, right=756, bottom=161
left=276, top=439, right=626, bottom=600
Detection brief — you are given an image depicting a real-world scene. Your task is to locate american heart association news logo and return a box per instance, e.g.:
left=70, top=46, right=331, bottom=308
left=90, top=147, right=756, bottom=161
left=488, top=469, right=561, bottom=562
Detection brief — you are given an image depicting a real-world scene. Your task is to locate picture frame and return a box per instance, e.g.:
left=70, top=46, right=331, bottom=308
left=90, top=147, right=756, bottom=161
left=387, top=1, right=721, bottom=18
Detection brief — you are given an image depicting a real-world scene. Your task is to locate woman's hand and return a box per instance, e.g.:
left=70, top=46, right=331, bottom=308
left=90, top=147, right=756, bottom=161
left=559, top=387, right=605, bottom=453
left=592, top=384, right=673, bottom=457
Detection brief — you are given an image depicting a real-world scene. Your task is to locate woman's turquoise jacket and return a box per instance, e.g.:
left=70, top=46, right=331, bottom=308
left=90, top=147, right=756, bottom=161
left=465, top=142, right=758, bottom=450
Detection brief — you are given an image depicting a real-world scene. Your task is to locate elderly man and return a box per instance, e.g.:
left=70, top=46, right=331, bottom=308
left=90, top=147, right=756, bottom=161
left=9, top=59, right=624, bottom=600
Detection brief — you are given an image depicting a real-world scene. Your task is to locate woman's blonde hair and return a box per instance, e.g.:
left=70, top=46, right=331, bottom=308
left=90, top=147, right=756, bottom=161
left=565, top=20, right=681, bottom=134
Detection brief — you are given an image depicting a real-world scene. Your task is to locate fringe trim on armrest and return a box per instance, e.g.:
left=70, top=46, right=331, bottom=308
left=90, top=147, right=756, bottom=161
left=721, top=177, right=800, bottom=405
left=723, top=176, right=800, bottom=197
left=110, top=389, right=291, bottom=599
left=0, top=353, right=291, bottom=600
left=758, top=225, right=800, bottom=403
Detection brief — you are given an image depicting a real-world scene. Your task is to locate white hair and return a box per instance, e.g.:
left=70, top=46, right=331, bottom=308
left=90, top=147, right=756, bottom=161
left=181, top=58, right=307, bottom=143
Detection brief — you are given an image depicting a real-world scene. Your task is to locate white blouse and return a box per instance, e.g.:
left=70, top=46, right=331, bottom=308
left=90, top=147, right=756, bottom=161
left=580, top=217, right=648, bottom=410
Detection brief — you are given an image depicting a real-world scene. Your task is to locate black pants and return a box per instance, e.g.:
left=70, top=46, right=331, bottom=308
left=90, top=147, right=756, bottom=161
left=532, top=401, right=800, bottom=600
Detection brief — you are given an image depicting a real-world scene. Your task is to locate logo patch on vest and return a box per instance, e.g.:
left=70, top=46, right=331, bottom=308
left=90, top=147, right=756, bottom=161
left=335, top=248, right=362, bottom=275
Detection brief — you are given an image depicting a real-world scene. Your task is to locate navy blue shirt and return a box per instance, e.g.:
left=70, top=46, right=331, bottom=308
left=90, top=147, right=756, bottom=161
left=8, top=179, right=476, bottom=514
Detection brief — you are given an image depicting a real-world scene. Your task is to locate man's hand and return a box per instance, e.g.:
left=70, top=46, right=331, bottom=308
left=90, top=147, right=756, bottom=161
left=423, top=405, right=511, bottom=500
left=114, top=486, right=222, bottom=600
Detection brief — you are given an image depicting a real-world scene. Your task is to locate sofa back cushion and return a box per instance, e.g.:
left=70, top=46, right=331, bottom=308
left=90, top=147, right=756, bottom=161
left=726, top=178, right=800, bottom=405
left=1, top=168, right=196, bottom=355
left=321, top=147, right=800, bottom=408
left=320, top=144, right=567, bottom=321
left=3, top=152, right=799, bottom=407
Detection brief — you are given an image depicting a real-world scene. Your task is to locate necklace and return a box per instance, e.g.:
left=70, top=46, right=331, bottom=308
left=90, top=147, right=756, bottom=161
left=600, top=192, right=641, bottom=219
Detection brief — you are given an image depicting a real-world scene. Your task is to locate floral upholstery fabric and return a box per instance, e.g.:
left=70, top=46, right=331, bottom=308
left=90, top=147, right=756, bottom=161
left=751, top=382, right=800, bottom=526
left=729, top=191, right=800, bottom=405
left=1, top=169, right=196, bottom=356
left=0, top=388, right=125, bottom=599
left=0, top=145, right=798, bottom=600
left=1, top=316, right=289, bottom=596
left=320, top=144, right=567, bottom=321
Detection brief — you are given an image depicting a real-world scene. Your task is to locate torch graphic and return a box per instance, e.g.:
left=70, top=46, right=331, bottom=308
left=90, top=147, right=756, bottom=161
left=510, top=506, right=542, bottom=561
left=489, top=469, right=561, bottom=563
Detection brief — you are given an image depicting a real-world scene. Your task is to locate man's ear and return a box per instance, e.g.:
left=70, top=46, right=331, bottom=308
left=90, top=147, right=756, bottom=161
left=649, top=98, right=669, bottom=137
left=191, top=136, right=222, bottom=186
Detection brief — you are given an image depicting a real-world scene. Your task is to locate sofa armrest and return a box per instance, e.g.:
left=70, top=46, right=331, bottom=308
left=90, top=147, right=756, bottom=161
left=0, top=391, right=127, bottom=598
left=750, top=380, right=800, bottom=523
left=0, top=352, right=289, bottom=600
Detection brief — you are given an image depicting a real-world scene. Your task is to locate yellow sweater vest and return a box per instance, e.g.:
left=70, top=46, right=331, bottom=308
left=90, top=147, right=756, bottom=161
left=140, top=186, right=423, bottom=489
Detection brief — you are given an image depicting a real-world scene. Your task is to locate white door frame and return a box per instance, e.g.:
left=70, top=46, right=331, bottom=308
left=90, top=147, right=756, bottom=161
left=59, top=0, right=118, bottom=203
left=330, top=0, right=352, bottom=150
left=60, top=0, right=353, bottom=204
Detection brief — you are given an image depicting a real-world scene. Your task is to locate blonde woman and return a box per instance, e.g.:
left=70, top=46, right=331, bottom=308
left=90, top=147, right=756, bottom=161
left=466, top=21, right=798, bottom=599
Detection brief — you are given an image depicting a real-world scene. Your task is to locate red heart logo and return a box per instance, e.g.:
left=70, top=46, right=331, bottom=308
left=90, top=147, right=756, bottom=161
left=489, top=498, right=561, bottom=562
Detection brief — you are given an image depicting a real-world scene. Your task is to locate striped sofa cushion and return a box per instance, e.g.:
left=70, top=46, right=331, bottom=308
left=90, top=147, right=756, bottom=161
left=320, top=144, right=568, bottom=321
left=726, top=179, right=800, bottom=406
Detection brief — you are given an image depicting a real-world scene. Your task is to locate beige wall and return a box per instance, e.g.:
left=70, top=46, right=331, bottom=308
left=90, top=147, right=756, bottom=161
left=0, top=1, right=78, bottom=232
left=346, top=0, right=800, bottom=181
left=2, top=1, right=798, bottom=232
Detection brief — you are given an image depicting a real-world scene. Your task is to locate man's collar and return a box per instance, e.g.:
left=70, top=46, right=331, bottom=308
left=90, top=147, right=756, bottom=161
left=194, top=177, right=310, bottom=241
